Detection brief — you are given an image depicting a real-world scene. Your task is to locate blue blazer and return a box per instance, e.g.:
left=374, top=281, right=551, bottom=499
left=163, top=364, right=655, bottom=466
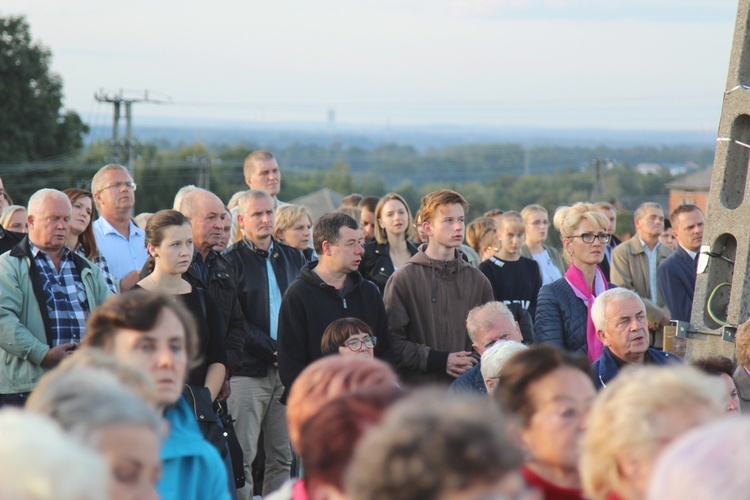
left=657, top=246, right=696, bottom=322
left=592, top=347, right=678, bottom=389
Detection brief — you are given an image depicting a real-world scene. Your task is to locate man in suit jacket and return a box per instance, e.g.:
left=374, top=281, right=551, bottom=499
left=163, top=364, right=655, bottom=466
left=611, top=202, right=672, bottom=345
left=595, top=201, right=622, bottom=281
left=657, top=205, right=705, bottom=322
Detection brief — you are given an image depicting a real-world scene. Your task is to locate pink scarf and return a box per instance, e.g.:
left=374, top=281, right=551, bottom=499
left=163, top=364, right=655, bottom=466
left=565, top=263, right=608, bottom=362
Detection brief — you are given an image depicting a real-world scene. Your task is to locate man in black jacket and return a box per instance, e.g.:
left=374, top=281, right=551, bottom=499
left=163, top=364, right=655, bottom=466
left=277, top=212, right=394, bottom=401
left=223, top=189, right=305, bottom=499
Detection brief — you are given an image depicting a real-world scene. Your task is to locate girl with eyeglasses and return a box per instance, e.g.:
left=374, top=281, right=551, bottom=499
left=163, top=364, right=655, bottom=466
left=535, top=203, right=612, bottom=362
left=320, top=318, right=377, bottom=359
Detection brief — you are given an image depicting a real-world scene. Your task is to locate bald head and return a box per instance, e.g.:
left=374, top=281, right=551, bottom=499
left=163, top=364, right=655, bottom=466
left=180, top=189, right=227, bottom=257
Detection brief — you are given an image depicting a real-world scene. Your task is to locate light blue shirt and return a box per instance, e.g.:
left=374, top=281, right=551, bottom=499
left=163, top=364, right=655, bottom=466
left=639, top=237, right=660, bottom=304
left=267, top=241, right=282, bottom=340
left=92, top=217, right=148, bottom=280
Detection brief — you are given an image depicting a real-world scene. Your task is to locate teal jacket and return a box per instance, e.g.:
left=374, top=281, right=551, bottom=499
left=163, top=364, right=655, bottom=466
left=0, top=238, right=111, bottom=393
left=159, top=395, right=230, bottom=500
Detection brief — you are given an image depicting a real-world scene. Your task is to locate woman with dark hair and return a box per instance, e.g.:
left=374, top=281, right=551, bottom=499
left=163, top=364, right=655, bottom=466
left=693, top=355, right=741, bottom=414
left=83, top=290, right=230, bottom=499
left=497, top=344, right=596, bottom=499
left=359, top=193, right=418, bottom=294
left=133, top=209, right=227, bottom=402
left=63, top=188, right=118, bottom=294
left=321, top=318, right=377, bottom=358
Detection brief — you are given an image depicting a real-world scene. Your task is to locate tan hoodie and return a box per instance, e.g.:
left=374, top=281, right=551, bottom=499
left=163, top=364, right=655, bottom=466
left=384, top=246, right=493, bottom=386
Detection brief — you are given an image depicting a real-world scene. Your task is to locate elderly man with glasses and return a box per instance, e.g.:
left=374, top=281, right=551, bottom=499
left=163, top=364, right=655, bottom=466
left=91, top=164, right=144, bottom=292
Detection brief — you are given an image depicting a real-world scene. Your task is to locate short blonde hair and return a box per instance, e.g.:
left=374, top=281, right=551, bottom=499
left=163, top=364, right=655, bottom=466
left=374, top=193, right=414, bottom=244
left=520, top=204, right=547, bottom=222
left=580, top=366, right=725, bottom=500
left=0, top=205, right=25, bottom=229
left=497, top=211, right=525, bottom=233
left=466, top=217, right=498, bottom=254
left=274, top=204, right=313, bottom=242
left=466, top=301, right=515, bottom=343
left=552, top=202, right=609, bottom=239
left=419, top=189, right=467, bottom=225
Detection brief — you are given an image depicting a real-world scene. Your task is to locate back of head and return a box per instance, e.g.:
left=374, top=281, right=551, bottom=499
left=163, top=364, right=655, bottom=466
left=25, top=368, right=164, bottom=446
left=313, top=211, right=358, bottom=255
left=341, top=193, right=364, bottom=208
left=647, top=418, right=750, bottom=500
left=286, top=355, right=398, bottom=451
left=0, top=408, right=109, bottom=500
left=580, top=365, right=725, bottom=500
left=345, top=389, right=523, bottom=500
left=299, top=386, right=405, bottom=496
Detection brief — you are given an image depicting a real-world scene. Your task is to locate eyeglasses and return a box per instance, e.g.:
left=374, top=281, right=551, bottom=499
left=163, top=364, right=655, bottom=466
left=97, top=182, right=137, bottom=194
left=528, top=220, right=549, bottom=227
left=342, top=336, right=377, bottom=351
left=569, top=233, right=611, bottom=244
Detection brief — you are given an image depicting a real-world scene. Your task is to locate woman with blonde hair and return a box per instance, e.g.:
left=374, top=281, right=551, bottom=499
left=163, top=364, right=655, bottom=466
left=520, top=204, right=567, bottom=285
left=360, top=193, right=418, bottom=294
left=534, top=202, right=612, bottom=360
left=0, top=205, right=27, bottom=233
left=466, top=216, right=500, bottom=262
left=580, top=366, right=725, bottom=500
left=274, top=204, right=316, bottom=262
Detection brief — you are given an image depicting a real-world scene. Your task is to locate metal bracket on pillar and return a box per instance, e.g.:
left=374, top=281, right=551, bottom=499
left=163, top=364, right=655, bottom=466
left=671, top=320, right=737, bottom=342
left=722, top=325, right=738, bottom=343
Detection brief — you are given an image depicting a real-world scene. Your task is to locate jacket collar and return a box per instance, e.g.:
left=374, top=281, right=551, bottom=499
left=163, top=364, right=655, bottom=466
left=9, top=236, right=32, bottom=258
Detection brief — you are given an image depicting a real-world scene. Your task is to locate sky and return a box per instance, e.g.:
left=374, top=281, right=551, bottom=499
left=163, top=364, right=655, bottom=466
left=2, top=0, right=740, bottom=132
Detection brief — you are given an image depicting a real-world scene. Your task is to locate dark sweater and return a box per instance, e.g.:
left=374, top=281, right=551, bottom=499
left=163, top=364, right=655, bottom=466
left=277, top=262, right=394, bottom=401
left=479, top=256, right=542, bottom=320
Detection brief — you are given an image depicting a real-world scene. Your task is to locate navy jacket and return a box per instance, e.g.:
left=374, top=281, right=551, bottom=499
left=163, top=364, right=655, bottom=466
left=657, top=246, right=696, bottom=323
left=535, top=278, right=615, bottom=355
left=592, top=346, right=678, bottom=389
left=448, top=362, right=487, bottom=395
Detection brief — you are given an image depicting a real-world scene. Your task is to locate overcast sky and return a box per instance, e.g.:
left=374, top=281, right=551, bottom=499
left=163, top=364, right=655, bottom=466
left=2, top=0, right=740, bottom=131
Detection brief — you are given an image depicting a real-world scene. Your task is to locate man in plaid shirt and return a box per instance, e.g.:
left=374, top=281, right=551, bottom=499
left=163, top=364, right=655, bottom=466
left=0, top=189, right=111, bottom=407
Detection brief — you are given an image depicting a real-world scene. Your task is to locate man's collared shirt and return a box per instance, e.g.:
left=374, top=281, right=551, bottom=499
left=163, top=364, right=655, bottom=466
left=266, top=241, right=282, bottom=340
left=680, top=244, right=697, bottom=261
left=639, top=236, right=661, bottom=303
left=191, top=248, right=218, bottom=285
left=31, top=243, right=89, bottom=346
left=92, top=217, right=147, bottom=280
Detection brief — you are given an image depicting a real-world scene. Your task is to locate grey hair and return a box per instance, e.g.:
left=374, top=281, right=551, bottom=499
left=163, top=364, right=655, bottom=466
left=466, top=301, right=516, bottom=343
left=173, top=184, right=199, bottom=211
left=480, top=340, right=528, bottom=388
left=634, top=202, right=663, bottom=221
left=27, top=188, right=71, bottom=217
left=91, top=164, right=130, bottom=195
left=26, top=368, right=164, bottom=445
left=591, top=288, right=645, bottom=332
left=179, top=188, right=222, bottom=219
left=238, top=189, right=274, bottom=216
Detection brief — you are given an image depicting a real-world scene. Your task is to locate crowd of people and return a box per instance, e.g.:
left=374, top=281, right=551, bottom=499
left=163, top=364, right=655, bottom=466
left=0, top=153, right=744, bottom=500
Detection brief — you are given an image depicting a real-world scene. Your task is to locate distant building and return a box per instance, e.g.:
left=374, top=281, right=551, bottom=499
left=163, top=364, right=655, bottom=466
left=635, top=163, right=663, bottom=175
left=665, top=167, right=711, bottom=215
left=289, top=188, right=345, bottom=221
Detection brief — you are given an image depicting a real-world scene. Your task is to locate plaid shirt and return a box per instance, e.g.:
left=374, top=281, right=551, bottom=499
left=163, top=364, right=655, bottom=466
left=31, top=243, right=89, bottom=346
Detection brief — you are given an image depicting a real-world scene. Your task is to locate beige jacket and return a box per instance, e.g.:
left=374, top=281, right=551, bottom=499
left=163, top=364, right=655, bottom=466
left=610, top=236, right=672, bottom=325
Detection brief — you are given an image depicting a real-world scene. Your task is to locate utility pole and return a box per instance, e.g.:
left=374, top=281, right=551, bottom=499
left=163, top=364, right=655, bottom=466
left=94, top=89, right=168, bottom=171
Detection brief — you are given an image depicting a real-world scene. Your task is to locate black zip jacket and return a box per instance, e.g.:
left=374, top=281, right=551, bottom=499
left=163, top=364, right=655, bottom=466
left=277, top=261, right=394, bottom=402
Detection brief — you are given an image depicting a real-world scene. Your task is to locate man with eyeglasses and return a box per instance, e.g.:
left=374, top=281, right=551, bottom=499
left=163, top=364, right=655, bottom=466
left=610, top=202, right=673, bottom=348
left=277, top=212, right=394, bottom=401
left=591, top=288, right=677, bottom=389
left=223, top=189, right=305, bottom=499
left=91, top=164, right=145, bottom=292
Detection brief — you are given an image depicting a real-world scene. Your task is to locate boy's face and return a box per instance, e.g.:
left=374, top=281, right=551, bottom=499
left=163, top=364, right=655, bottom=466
left=424, top=203, right=465, bottom=249
left=498, top=224, right=524, bottom=259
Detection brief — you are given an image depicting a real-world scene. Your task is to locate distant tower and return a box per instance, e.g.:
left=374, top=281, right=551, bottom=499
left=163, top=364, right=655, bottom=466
left=327, top=108, right=336, bottom=133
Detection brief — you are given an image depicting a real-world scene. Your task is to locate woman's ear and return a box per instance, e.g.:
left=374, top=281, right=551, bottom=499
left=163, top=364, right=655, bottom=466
left=147, top=243, right=157, bottom=258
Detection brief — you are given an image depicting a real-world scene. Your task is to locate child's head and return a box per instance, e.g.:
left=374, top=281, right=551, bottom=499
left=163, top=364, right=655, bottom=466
left=496, top=211, right=525, bottom=259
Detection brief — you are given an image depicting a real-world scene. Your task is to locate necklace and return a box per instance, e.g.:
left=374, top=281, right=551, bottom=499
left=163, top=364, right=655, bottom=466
left=150, top=274, right=183, bottom=299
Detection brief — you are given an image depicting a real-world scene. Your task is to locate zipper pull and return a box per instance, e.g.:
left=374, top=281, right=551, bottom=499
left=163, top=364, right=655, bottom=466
left=343, top=298, right=348, bottom=309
